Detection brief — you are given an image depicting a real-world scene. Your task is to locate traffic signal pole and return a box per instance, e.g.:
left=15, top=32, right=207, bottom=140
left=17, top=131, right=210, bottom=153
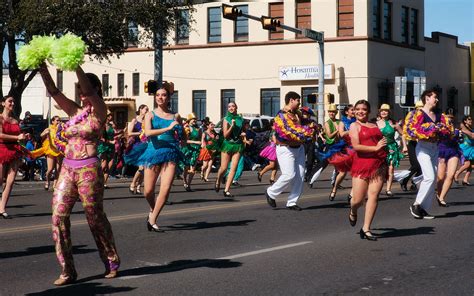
left=222, top=4, right=325, bottom=124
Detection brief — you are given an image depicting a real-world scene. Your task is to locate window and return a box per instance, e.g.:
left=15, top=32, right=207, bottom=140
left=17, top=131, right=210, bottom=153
left=127, top=20, right=139, bottom=47
left=410, top=9, right=418, bottom=45
left=56, top=70, right=63, bottom=92
left=193, top=90, right=206, bottom=120
left=401, top=6, right=409, bottom=44
left=170, top=91, right=178, bottom=113
left=261, top=88, right=280, bottom=117
left=372, top=0, right=381, bottom=38
left=296, top=0, right=311, bottom=38
left=102, top=74, right=109, bottom=97
left=117, top=73, right=124, bottom=97
left=269, top=3, right=284, bottom=40
left=221, top=89, right=235, bottom=118
left=132, top=73, right=139, bottom=96
left=377, top=81, right=390, bottom=107
left=337, top=0, right=354, bottom=37
left=234, top=5, right=248, bottom=42
left=382, top=1, right=392, bottom=40
left=176, top=9, right=190, bottom=45
left=208, top=7, right=221, bottom=43
left=301, top=87, right=318, bottom=108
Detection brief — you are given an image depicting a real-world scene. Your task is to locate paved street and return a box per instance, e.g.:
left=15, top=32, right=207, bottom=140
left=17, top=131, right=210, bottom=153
left=0, top=162, right=473, bottom=295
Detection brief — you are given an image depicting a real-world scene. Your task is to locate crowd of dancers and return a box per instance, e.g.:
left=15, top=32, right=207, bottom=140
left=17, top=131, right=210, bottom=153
left=0, top=66, right=473, bottom=285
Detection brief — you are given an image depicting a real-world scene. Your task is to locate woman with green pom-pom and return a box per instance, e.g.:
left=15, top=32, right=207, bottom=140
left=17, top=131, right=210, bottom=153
left=39, top=63, right=120, bottom=286
left=214, top=102, right=245, bottom=198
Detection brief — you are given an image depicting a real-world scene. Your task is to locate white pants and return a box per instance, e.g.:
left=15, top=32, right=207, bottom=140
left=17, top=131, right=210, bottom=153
left=414, top=141, right=438, bottom=210
left=267, top=145, right=306, bottom=206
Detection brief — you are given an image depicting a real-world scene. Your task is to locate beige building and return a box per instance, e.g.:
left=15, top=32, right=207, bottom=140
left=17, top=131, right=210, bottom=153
left=52, top=0, right=470, bottom=127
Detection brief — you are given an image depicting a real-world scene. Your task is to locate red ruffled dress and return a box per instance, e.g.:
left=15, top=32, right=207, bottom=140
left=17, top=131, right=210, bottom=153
left=327, top=134, right=355, bottom=172
left=351, top=125, right=388, bottom=180
left=0, top=121, right=23, bottom=164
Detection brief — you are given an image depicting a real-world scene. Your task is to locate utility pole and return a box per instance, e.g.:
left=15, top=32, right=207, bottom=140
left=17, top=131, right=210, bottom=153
left=153, top=27, right=163, bottom=108
left=222, top=4, right=325, bottom=123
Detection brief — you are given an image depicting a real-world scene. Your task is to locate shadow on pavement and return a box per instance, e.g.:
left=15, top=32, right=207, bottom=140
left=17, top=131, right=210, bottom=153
left=118, top=258, right=242, bottom=278
left=6, top=204, right=36, bottom=209
left=435, top=210, right=474, bottom=219
left=0, top=245, right=96, bottom=259
left=448, top=201, right=474, bottom=206
left=164, top=219, right=256, bottom=231
left=25, top=283, right=135, bottom=296
left=302, top=202, right=349, bottom=210
left=372, top=227, right=435, bottom=238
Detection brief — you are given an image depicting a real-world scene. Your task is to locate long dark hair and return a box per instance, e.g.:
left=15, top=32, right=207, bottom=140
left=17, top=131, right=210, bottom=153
left=354, top=99, right=371, bottom=113
left=136, top=104, right=148, bottom=115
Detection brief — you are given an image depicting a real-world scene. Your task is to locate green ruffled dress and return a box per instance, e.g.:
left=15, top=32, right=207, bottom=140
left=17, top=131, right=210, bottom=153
left=181, top=126, right=202, bottom=167
left=220, top=112, right=244, bottom=154
left=380, top=120, right=404, bottom=167
left=98, top=124, right=115, bottom=160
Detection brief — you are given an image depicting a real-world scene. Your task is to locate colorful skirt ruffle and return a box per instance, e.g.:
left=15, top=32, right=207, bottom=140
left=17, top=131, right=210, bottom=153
left=320, top=140, right=347, bottom=160
left=386, top=142, right=404, bottom=167
left=438, top=141, right=463, bottom=161
left=181, top=144, right=201, bottom=167
left=221, top=140, right=244, bottom=154
left=30, top=139, right=62, bottom=158
left=197, top=148, right=213, bottom=162
left=327, top=148, right=355, bottom=173
left=460, top=142, right=474, bottom=161
left=351, top=152, right=388, bottom=181
left=98, top=142, right=114, bottom=160
left=127, top=140, right=185, bottom=168
left=0, top=143, right=27, bottom=164
left=259, top=143, right=277, bottom=161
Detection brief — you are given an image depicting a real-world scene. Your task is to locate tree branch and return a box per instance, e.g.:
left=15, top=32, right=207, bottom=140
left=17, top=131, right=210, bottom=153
left=22, top=69, right=39, bottom=92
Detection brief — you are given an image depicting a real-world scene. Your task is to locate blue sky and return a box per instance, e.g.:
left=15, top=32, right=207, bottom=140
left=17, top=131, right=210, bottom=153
left=3, top=1, right=474, bottom=64
left=425, top=0, right=474, bottom=44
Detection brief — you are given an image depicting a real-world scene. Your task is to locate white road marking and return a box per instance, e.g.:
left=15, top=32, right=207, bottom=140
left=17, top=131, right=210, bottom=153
left=120, top=241, right=313, bottom=280
left=218, top=241, right=313, bottom=260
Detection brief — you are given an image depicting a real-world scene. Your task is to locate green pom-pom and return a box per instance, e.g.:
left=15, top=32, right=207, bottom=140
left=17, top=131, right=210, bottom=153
left=51, top=33, right=87, bottom=71
left=17, top=35, right=56, bottom=70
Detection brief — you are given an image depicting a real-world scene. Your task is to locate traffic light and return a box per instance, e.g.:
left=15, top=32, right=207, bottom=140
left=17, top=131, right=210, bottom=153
left=144, top=80, right=158, bottom=95
left=222, top=4, right=242, bottom=21
left=324, top=93, right=335, bottom=104
left=261, top=16, right=280, bottom=32
left=307, top=93, right=334, bottom=105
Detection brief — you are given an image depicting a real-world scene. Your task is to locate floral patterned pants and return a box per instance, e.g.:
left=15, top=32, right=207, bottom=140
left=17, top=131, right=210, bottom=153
left=52, top=160, right=120, bottom=277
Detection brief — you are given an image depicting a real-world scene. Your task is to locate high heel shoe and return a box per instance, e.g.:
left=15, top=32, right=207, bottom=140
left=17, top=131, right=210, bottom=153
left=462, top=181, right=471, bottom=186
left=147, top=221, right=164, bottom=232
left=385, top=190, right=394, bottom=197
left=359, top=228, right=377, bottom=241
left=129, top=185, right=136, bottom=194
left=53, top=272, right=77, bottom=286
left=347, top=194, right=352, bottom=203
left=214, top=182, right=220, bottom=193
left=437, top=196, right=449, bottom=207
left=200, top=173, right=204, bottom=180
left=136, top=186, right=141, bottom=194
left=104, top=270, right=118, bottom=279
left=329, top=190, right=336, bottom=201
left=349, top=209, right=357, bottom=227
left=44, top=184, right=49, bottom=191
left=1, top=212, right=11, bottom=219
left=257, top=172, right=262, bottom=182
left=269, top=179, right=275, bottom=185
left=223, top=191, right=234, bottom=198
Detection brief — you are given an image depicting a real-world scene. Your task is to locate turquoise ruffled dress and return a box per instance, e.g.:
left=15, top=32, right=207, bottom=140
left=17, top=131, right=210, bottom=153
left=125, top=112, right=184, bottom=167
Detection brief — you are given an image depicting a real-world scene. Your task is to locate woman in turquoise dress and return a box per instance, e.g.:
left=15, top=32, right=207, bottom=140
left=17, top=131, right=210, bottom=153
left=215, top=102, right=244, bottom=198
left=135, top=84, right=185, bottom=232
left=454, top=115, right=474, bottom=185
left=376, top=104, right=406, bottom=196
left=181, top=113, right=202, bottom=191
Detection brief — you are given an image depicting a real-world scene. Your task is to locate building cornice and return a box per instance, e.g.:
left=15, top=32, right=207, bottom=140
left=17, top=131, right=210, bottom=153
left=424, top=32, right=470, bottom=50
left=124, top=36, right=426, bottom=52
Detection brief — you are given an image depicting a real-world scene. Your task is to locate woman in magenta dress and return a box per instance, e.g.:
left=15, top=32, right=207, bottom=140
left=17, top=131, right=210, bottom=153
left=348, top=100, right=387, bottom=241
left=258, top=127, right=278, bottom=184
left=0, top=96, right=28, bottom=219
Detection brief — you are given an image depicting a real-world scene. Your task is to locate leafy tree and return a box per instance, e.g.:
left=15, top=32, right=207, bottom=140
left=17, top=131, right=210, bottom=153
left=1, top=0, right=194, bottom=116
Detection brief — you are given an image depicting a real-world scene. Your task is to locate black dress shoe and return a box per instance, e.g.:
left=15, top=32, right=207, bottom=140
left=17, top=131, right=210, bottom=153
left=349, top=209, right=357, bottom=227
left=265, top=191, right=276, bottom=208
left=257, top=172, right=262, bottom=182
left=359, top=228, right=377, bottom=241
left=286, top=205, right=302, bottom=211
left=462, top=181, right=471, bottom=186
left=1, top=212, right=12, bottom=219
left=147, top=221, right=164, bottom=232
left=223, top=191, right=234, bottom=198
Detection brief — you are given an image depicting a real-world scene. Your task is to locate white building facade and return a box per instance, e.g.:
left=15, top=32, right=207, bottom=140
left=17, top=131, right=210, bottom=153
left=47, top=0, right=469, bottom=127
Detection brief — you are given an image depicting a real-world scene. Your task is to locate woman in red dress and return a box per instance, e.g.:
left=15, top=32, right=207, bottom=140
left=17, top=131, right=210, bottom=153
left=348, top=100, right=387, bottom=241
left=0, top=96, right=28, bottom=219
